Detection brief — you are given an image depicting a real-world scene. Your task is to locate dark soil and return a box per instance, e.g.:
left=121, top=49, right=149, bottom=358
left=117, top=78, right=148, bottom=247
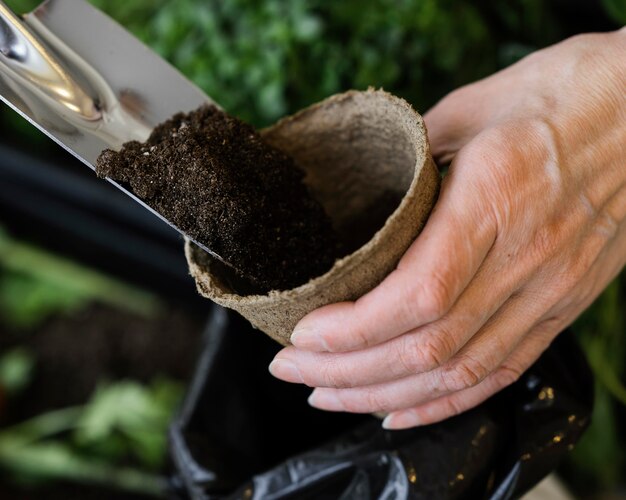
left=96, top=105, right=340, bottom=293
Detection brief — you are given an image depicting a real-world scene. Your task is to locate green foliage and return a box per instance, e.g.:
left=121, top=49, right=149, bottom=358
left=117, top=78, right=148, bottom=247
left=0, top=348, right=35, bottom=394
left=569, top=385, right=624, bottom=488
left=0, top=440, right=165, bottom=496
left=602, top=0, right=626, bottom=24
left=1, top=0, right=624, bottom=492
left=4, top=0, right=39, bottom=11
left=0, top=270, right=86, bottom=330
left=4, top=0, right=568, bottom=127
left=75, top=379, right=183, bottom=469
left=566, top=277, right=626, bottom=489
left=0, top=228, right=160, bottom=329
left=82, top=0, right=565, bottom=126
left=0, top=378, right=183, bottom=495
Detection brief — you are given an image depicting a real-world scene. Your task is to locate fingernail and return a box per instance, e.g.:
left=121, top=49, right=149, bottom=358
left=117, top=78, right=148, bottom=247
left=382, top=411, right=422, bottom=430
left=291, top=326, right=329, bottom=351
left=307, top=390, right=344, bottom=411
left=268, top=359, right=303, bottom=383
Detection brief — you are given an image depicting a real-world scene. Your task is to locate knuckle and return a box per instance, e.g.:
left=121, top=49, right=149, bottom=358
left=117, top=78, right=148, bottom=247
left=297, top=367, right=317, bottom=388
left=397, top=333, right=447, bottom=374
left=333, top=326, right=368, bottom=352
left=445, top=356, right=490, bottom=392
left=336, top=392, right=362, bottom=413
left=562, top=33, right=606, bottom=68
left=531, top=318, right=564, bottom=348
left=493, top=364, right=522, bottom=388
left=396, top=282, right=422, bottom=325
left=556, top=269, right=585, bottom=298
left=319, top=359, right=352, bottom=388
left=538, top=316, right=563, bottom=332
left=594, top=208, right=619, bottom=240
left=567, top=238, right=604, bottom=283
left=315, top=331, right=335, bottom=352
left=470, top=129, right=519, bottom=171
left=364, top=389, right=392, bottom=412
left=530, top=224, right=561, bottom=260
left=340, top=389, right=389, bottom=413
left=439, top=396, right=466, bottom=420
left=352, top=327, right=373, bottom=350
left=410, top=273, right=454, bottom=322
left=568, top=251, right=593, bottom=281
left=396, top=335, right=423, bottom=375
left=529, top=227, right=604, bottom=307
left=548, top=253, right=591, bottom=301
left=418, top=329, right=456, bottom=372
left=525, top=118, right=560, bottom=158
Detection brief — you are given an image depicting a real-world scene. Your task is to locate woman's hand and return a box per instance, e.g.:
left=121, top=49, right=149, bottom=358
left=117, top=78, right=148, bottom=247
left=269, top=29, right=626, bottom=429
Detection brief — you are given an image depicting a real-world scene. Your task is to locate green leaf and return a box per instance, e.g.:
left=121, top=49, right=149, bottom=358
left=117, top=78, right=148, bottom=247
left=75, top=379, right=183, bottom=468
left=0, top=407, right=83, bottom=447
left=3, top=0, right=41, bottom=13
left=0, top=228, right=160, bottom=328
left=567, top=385, right=624, bottom=487
left=0, top=440, right=165, bottom=496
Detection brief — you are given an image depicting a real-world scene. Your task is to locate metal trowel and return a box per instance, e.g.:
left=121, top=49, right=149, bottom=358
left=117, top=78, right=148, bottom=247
left=0, top=0, right=238, bottom=271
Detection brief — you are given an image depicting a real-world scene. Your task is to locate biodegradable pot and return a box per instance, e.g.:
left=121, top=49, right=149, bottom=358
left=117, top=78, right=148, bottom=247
left=185, top=89, right=440, bottom=345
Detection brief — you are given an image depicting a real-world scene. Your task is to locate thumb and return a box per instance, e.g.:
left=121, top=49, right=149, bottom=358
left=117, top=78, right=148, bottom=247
left=424, top=83, right=493, bottom=165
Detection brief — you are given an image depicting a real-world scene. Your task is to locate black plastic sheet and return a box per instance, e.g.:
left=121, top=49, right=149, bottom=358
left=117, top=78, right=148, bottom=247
left=169, top=305, right=593, bottom=500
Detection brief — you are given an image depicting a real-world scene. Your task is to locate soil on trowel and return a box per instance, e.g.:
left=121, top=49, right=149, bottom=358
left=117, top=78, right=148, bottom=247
left=96, top=105, right=340, bottom=293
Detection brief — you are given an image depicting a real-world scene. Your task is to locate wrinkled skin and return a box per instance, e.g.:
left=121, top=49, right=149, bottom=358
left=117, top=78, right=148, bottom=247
left=269, top=30, right=626, bottom=429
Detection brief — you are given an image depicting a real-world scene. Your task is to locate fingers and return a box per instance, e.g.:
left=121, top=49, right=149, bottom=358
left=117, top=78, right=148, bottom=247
left=382, top=322, right=561, bottom=429
left=547, top=216, right=626, bottom=322
left=272, top=33, right=626, bottom=431
left=305, top=285, right=552, bottom=414
left=272, top=247, right=520, bottom=388
left=290, top=168, right=497, bottom=353
left=278, top=175, right=625, bottom=417
left=274, top=215, right=620, bottom=390
left=303, top=226, right=622, bottom=417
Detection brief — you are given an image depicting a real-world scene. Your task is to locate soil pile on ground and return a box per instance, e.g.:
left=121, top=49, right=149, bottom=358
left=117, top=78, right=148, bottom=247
left=96, top=105, right=340, bottom=293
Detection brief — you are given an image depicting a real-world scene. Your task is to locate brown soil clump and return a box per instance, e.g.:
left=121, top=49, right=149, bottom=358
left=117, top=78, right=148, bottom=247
left=96, top=105, right=340, bottom=293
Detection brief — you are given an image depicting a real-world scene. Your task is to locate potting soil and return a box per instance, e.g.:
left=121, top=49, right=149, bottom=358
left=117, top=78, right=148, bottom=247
left=96, top=105, right=340, bottom=293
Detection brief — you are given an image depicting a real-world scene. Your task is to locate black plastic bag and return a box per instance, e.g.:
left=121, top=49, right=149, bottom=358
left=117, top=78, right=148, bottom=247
left=169, top=305, right=593, bottom=500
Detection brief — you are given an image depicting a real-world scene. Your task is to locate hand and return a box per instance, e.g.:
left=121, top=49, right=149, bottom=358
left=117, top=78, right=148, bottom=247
left=269, top=29, right=626, bottom=429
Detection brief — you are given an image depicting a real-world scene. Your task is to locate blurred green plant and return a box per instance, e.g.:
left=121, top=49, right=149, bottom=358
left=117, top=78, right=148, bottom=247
left=0, top=227, right=160, bottom=329
left=0, top=348, right=35, bottom=395
left=2, top=0, right=624, bottom=493
left=566, top=277, right=626, bottom=489
left=75, top=378, right=182, bottom=469
left=5, top=0, right=568, bottom=128
left=0, top=227, right=179, bottom=496
left=84, top=0, right=564, bottom=126
left=0, top=378, right=182, bottom=496
left=602, top=0, right=626, bottom=24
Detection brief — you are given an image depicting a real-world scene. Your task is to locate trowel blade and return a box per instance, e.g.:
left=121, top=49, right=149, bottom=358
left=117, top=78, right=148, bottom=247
left=0, top=0, right=226, bottom=261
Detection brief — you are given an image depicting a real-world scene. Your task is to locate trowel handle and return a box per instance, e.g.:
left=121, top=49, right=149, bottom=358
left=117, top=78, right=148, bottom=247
left=0, top=1, right=99, bottom=119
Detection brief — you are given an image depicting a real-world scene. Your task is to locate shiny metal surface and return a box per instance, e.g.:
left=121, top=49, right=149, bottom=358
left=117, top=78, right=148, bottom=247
left=0, top=0, right=234, bottom=268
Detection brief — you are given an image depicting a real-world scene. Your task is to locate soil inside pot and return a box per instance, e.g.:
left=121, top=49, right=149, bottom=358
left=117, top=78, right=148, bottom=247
left=96, top=106, right=341, bottom=294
